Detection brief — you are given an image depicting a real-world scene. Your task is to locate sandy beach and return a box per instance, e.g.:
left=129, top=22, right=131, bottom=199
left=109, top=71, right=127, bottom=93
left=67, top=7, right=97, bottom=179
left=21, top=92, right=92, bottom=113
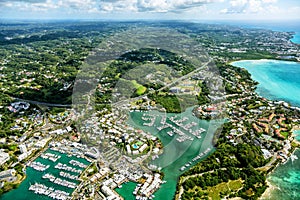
left=259, top=180, right=276, bottom=200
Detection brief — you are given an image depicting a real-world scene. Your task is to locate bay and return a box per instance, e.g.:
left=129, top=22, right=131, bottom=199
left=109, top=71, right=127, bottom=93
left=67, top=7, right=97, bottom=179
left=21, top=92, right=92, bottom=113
left=231, top=59, right=300, bottom=107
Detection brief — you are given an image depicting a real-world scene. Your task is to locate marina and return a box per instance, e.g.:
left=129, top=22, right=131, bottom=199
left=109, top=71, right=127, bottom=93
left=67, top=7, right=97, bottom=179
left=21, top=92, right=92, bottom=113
left=29, top=183, right=70, bottom=200
left=0, top=148, right=90, bottom=200
left=42, top=173, right=77, bottom=189
left=127, top=107, right=223, bottom=200
left=69, top=160, right=88, bottom=168
left=41, top=152, right=61, bottom=162
left=54, top=163, right=82, bottom=174
left=59, top=171, right=79, bottom=181
left=27, top=161, right=50, bottom=171
left=179, top=147, right=211, bottom=171
left=140, top=111, right=207, bottom=143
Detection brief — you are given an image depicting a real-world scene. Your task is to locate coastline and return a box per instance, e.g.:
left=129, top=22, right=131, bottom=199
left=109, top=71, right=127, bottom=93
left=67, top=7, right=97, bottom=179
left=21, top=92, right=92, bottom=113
left=230, top=59, right=300, bottom=200
left=259, top=180, right=276, bottom=200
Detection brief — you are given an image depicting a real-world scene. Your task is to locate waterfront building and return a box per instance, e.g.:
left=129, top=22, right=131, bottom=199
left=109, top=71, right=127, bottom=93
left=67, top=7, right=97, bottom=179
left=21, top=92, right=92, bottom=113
left=35, top=137, right=51, bottom=148
left=18, top=153, right=28, bottom=161
left=101, top=185, right=122, bottom=200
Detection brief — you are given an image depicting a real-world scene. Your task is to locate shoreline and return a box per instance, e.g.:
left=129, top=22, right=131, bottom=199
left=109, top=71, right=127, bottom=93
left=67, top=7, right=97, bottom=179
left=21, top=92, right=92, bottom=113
left=259, top=180, right=276, bottom=200
left=260, top=147, right=300, bottom=200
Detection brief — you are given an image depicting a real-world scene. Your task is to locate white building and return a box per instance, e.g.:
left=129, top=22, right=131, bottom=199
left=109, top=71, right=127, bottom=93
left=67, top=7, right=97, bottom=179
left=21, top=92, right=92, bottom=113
left=126, top=145, right=132, bottom=155
left=18, top=153, right=28, bottom=161
left=101, top=185, right=122, bottom=200
left=0, top=169, right=16, bottom=181
left=35, top=137, right=51, bottom=148
left=139, top=144, right=148, bottom=153
left=261, top=149, right=272, bottom=159
left=0, top=150, right=10, bottom=165
left=19, top=144, right=27, bottom=154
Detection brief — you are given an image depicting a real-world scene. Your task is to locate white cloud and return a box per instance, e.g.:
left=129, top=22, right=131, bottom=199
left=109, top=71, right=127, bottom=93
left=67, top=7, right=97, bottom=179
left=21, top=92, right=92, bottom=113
left=248, top=0, right=263, bottom=13
left=0, top=0, right=223, bottom=14
left=221, top=0, right=279, bottom=14
left=262, top=0, right=277, bottom=3
left=230, top=0, right=247, bottom=7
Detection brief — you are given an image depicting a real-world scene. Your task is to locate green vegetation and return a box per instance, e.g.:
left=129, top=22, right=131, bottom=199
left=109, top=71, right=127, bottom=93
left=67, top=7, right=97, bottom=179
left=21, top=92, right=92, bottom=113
left=131, top=80, right=147, bottom=95
left=178, top=120, right=269, bottom=200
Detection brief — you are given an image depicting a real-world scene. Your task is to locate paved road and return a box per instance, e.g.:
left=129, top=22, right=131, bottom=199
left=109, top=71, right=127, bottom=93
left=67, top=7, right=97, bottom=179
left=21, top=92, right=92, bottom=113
left=13, top=97, right=72, bottom=107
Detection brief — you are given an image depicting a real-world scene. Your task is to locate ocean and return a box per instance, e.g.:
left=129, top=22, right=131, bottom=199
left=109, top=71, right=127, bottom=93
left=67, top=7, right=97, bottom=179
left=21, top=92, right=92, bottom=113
left=231, top=60, right=300, bottom=107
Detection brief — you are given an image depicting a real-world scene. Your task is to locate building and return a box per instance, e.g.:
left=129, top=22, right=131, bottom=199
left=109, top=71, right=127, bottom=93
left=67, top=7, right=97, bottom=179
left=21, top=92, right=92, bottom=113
left=261, top=149, right=272, bottom=159
left=85, top=147, right=100, bottom=159
left=139, top=144, right=148, bottom=153
left=35, top=137, right=51, bottom=148
left=18, top=153, right=28, bottom=161
left=0, top=169, right=16, bottom=181
left=0, top=150, right=10, bottom=165
left=101, top=185, right=122, bottom=200
left=126, top=145, right=132, bottom=155
left=19, top=144, right=27, bottom=154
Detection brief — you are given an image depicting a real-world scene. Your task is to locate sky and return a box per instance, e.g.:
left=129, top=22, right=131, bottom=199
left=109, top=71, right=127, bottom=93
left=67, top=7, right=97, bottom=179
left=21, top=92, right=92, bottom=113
left=0, top=0, right=299, bottom=20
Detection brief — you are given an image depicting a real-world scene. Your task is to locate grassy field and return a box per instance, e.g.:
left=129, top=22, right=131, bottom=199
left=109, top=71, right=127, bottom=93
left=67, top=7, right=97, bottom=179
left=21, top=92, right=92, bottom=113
left=190, top=179, right=243, bottom=200
left=131, top=80, right=147, bottom=95
left=280, top=131, right=290, bottom=139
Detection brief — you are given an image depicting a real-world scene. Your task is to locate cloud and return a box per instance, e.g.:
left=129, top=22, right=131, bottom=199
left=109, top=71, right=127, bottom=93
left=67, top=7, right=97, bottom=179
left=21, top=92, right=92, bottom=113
left=262, top=0, right=277, bottom=3
left=0, top=0, right=99, bottom=13
left=0, top=0, right=223, bottom=14
left=99, top=0, right=222, bottom=13
left=221, top=0, right=277, bottom=14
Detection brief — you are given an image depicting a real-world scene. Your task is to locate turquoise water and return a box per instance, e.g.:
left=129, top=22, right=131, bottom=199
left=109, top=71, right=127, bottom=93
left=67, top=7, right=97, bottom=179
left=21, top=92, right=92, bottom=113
left=0, top=149, right=89, bottom=200
left=232, top=59, right=300, bottom=200
left=291, top=33, right=300, bottom=44
left=126, top=107, right=223, bottom=200
left=294, top=130, right=300, bottom=141
left=115, top=182, right=137, bottom=200
left=263, top=149, right=300, bottom=200
left=232, top=60, right=300, bottom=107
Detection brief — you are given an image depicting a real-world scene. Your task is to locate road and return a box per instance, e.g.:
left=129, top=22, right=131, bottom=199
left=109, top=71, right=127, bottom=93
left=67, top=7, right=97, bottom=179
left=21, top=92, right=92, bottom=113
left=13, top=97, right=72, bottom=107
